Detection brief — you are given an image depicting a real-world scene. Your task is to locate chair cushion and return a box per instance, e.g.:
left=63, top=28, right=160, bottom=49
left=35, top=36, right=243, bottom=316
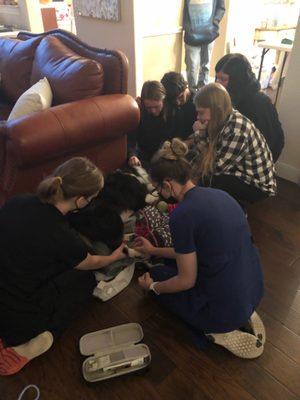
left=8, top=77, right=53, bottom=122
left=0, top=37, right=42, bottom=103
left=31, top=36, right=104, bottom=105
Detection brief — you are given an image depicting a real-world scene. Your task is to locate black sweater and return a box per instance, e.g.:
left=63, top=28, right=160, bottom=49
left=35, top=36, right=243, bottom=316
left=127, top=111, right=172, bottom=167
left=235, top=91, right=284, bottom=162
left=167, top=94, right=197, bottom=140
left=128, top=96, right=197, bottom=167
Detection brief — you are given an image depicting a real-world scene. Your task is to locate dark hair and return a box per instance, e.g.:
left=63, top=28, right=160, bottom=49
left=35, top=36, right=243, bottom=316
left=150, top=138, right=191, bottom=185
left=161, top=72, right=188, bottom=103
left=215, top=53, right=260, bottom=105
left=98, top=171, right=147, bottom=214
left=68, top=204, right=123, bottom=250
left=37, top=157, right=103, bottom=205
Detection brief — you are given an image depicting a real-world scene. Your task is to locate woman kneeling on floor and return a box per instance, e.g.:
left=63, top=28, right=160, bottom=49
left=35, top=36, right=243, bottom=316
left=0, top=157, right=125, bottom=375
left=135, top=138, right=266, bottom=359
left=190, top=82, right=276, bottom=205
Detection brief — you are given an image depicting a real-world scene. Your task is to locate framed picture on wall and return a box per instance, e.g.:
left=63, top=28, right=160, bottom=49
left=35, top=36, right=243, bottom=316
left=73, top=0, right=121, bottom=22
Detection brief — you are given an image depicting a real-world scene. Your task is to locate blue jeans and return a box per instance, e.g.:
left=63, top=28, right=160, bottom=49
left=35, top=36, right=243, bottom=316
left=185, top=43, right=213, bottom=91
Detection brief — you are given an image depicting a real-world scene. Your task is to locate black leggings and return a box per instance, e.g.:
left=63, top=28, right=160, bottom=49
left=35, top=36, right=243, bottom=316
left=203, top=175, right=268, bottom=204
left=0, top=269, right=96, bottom=346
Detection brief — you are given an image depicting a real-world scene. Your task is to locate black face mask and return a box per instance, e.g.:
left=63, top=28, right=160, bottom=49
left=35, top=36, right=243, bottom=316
left=70, top=196, right=96, bottom=214
left=159, top=192, right=178, bottom=205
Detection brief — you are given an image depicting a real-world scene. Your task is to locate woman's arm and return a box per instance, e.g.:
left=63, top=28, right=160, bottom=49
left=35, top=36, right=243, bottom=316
left=215, top=115, right=248, bottom=172
left=133, top=237, right=176, bottom=259
left=151, top=246, right=176, bottom=259
left=139, top=252, right=198, bottom=293
left=75, top=243, right=125, bottom=271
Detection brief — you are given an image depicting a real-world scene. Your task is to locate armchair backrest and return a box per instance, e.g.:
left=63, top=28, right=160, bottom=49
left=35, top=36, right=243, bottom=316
left=17, top=29, right=128, bottom=95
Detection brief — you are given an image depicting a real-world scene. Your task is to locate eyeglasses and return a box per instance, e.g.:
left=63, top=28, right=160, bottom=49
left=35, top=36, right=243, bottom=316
left=150, top=186, right=161, bottom=197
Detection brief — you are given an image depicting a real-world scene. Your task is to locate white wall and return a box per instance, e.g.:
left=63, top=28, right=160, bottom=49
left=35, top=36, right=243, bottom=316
left=20, top=0, right=43, bottom=32
left=139, top=0, right=184, bottom=93
left=74, top=0, right=137, bottom=96
left=0, top=0, right=43, bottom=32
left=277, top=19, right=300, bottom=185
left=209, top=0, right=230, bottom=78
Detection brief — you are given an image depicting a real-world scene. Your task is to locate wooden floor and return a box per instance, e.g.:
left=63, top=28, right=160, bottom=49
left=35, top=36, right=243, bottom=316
left=1, top=178, right=300, bottom=400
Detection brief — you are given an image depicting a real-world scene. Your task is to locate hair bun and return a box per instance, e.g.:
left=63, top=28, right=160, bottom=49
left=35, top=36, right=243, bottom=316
left=159, top=138, right=188, bottom=160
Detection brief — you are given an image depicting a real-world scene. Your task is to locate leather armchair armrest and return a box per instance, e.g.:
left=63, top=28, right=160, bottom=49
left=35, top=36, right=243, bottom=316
left=5, top=94, right=140, bottom=168
left=0, top=121, right=7, bottom=172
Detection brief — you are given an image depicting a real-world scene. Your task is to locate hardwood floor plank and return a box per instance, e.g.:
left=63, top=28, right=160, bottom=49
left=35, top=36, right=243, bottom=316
left=259, top=311, right=300, bottom=364
left=1, top=178, right=300, bottom=400
left=155, top=369, right=212, bottom=400
left=255, top=342, right=300, bottom=397
left=219, top=356, right=299, bottom=400
left=259, top=288, right=300, bottom=335
left=143, top=314, right=257, bottom=400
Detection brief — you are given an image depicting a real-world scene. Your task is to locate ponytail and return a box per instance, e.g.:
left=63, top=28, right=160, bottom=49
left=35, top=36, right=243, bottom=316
left=37, top=157, right=103, bottom=204
left=37, top=176, right=65, bottom=204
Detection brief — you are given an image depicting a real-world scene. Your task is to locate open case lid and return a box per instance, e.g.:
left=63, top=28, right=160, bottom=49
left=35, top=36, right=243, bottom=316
left=80, top=323, right=144, bottom=356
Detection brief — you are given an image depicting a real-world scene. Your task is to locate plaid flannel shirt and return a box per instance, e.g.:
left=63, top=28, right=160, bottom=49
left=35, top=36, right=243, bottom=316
left=215, top=110, right=276, bottom=195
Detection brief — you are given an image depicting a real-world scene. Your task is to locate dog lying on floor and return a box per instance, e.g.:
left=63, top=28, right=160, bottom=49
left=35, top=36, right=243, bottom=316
left=68, top=167, right=173, bottom=274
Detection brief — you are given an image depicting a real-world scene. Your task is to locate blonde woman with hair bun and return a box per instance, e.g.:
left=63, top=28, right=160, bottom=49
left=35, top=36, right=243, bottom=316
left=134, top=138, right=266, bottom=359
left=191, top=82, right=276, bottom=205
left=0, top=157, right=125, bottom=376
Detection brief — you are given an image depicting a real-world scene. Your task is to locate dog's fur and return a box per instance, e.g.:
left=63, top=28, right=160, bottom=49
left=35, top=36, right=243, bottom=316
left=68, top=204, right=124, bottom=251
left=97, top=169, right=148, bottom=214
left=68, top=169, right=150, bottom=254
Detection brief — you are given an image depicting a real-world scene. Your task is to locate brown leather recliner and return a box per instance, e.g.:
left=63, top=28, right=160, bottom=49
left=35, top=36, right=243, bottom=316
left=0, top=29, right=139, bottom=205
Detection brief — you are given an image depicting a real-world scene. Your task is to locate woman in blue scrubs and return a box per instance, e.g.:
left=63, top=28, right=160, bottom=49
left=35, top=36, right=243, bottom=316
left=135, top=138, right=265, bottom=358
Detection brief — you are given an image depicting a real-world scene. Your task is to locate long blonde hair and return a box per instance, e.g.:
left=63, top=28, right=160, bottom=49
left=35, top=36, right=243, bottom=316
left=194, top=83, right=232, bottom=179
left=37, top=157, right=103, bottom=204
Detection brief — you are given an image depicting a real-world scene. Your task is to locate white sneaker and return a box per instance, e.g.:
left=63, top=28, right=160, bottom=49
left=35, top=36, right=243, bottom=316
left=207, top=330, right=264, bottom=359
left=249, top=311, right=266, bottom=345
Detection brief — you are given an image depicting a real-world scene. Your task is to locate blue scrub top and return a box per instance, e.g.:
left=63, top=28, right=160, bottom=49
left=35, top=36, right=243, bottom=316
left=169, top=186, right=264, bottom=332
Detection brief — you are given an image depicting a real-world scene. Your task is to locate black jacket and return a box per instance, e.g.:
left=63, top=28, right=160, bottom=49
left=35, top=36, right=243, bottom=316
left=236, top=91, right=284, bottom=162
left=183, top=0, right=225, bottom=46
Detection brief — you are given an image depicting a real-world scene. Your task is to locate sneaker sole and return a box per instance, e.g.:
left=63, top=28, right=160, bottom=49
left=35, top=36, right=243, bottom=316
left=250, top=311, right=266, bottom=345
left=207, top=330, right=264, bottom=359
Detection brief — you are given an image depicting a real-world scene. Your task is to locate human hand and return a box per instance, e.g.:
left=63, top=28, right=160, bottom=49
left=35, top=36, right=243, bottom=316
left=133, top=236, right=156, bottom=256
left=185, top=137, right=195, bottom=147
left=111, top=242, right=126, bottom=262
left=138, top=272, right=153, bottom=290
left=193, top=120, right=207, bottom=132
left=128, top=156, right=141, bottom=167
left=135, top=96, right=142, bottom=107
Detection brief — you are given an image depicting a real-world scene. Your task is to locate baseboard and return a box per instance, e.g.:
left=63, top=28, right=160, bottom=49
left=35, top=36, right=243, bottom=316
left=276, top=162, right=300, bottom=185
